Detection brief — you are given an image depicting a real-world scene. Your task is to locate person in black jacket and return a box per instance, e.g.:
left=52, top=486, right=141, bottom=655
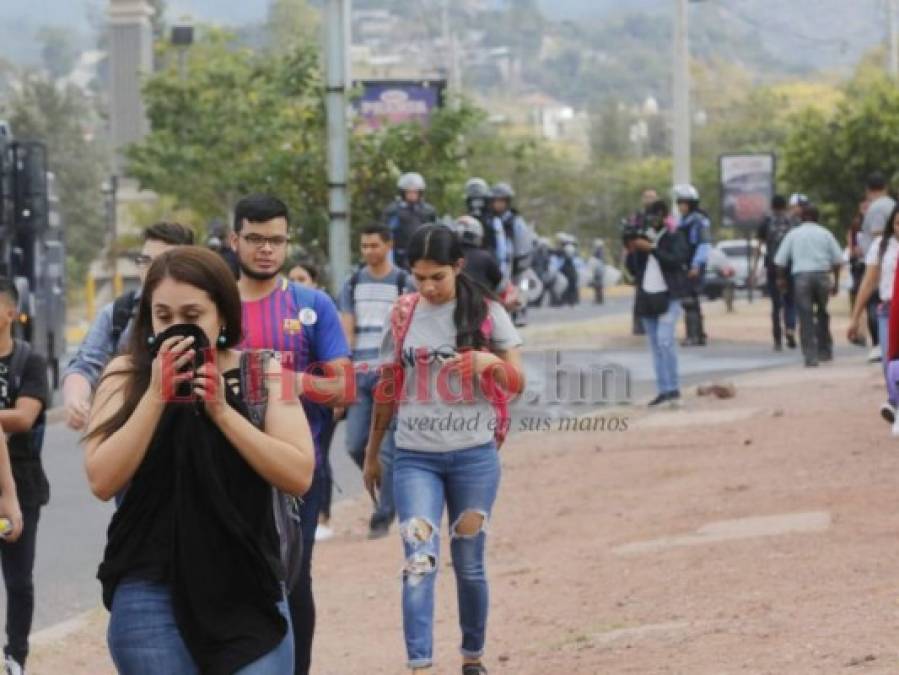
left=626, top=200, right=691, bottom=408
left=454, top=216, right=503, bottom=291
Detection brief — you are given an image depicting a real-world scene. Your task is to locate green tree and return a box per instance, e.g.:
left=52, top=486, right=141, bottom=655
left=266, top=0, right=320, bottom=52
left=127, top=32, right=486, bottom=260
left=5, top=76, right=109, bottom=283
left=127, top=32, right=330, bottom=243
left=783, top=69, right=899, bottom=233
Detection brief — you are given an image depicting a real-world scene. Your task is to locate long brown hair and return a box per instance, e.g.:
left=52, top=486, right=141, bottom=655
left=85, top=247, right=243, bottom=443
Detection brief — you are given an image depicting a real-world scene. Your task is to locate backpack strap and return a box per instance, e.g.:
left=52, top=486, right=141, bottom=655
left=110, top=289, right=139, bottom=350
left=347, top=267, right=363, bottom=309
left=390, top=292, right=421, bottom=364
left=8, top=339, right=31, bottom=400
left=239, top=350, right=271, bottom=428
left=396, top=270, right=409, bottom=297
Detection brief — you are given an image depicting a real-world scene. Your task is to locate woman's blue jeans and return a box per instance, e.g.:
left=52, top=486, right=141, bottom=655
left=878, top=302, right=893, bottom=403
left=393, top=442, right=501, bottom=670
left=641, top=299, right=682, bottom=395
left=107, top=578, right=293, bottom=675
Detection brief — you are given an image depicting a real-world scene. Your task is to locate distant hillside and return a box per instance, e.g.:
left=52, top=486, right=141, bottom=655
left=0, top=0, right=887, bottom=79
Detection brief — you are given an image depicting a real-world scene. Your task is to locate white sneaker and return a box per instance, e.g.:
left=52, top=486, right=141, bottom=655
left=892, top=416, right=899, bottom=438
left=5, top=655, right=24, bottom=675
left=869, top=347, right=883, bottom=363
left=314, top=524, right=334, bottom=542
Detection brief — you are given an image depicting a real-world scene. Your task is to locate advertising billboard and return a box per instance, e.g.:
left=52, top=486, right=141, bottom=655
left=353, top=80, right=446, bottom=132
left=719, top=153, right=776, bottom=230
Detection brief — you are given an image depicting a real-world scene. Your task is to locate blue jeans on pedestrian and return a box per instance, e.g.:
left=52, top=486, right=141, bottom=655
left=641, top=299, right=682, bottom=396
left=393, top=442, right=501, bottom=670
left=107, top=578, right=293, bottom=675
left=878, top=302, right=893, bottom=404
left=346, top=369, right=397, bottom=523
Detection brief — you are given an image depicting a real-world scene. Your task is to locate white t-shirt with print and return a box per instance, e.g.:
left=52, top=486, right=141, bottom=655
left=865, top=235, right=899, bottom=301
left=380, top=298, right=522, bottom=452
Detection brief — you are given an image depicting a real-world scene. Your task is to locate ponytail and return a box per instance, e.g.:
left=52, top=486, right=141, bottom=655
left=454, top=273, right=491, bottom=350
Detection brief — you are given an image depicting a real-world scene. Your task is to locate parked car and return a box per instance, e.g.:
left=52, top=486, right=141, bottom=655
left=714, top=239, right=767, bottom=290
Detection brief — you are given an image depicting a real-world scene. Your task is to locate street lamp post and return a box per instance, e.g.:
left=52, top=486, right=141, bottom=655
left=324, top=0, right=351, bottom=295
left=101, top=175, right=120, bottom=296
left=672, top=0, right=707, bottom=188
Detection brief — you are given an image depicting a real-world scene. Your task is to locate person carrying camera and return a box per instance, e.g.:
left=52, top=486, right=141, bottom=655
left=625, top=200, right=691, bottom=407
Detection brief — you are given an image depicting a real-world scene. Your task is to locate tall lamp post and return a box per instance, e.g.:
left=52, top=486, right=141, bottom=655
left=101, top=175, right=120, bottom=296
left=324, top=0, right=351, bottom=294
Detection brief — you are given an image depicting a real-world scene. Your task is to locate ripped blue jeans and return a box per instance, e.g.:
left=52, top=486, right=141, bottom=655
left=393, top=442, right=501, bottom=670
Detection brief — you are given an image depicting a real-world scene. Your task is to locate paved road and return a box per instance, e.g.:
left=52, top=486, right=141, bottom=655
left=18, top=293, right=840, bottom=631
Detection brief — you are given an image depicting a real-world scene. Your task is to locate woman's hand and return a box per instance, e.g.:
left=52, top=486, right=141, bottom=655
left=0, top=492, right=23, bottom=543
left=149, top=335, right=195, bottom=403
left=192, top=362, right=230, bottom=424
left=362, top=446, right=381, bottom=503
left=847, top=317, right=861, bottom=343
left=445, top=351, right=503, bottom=378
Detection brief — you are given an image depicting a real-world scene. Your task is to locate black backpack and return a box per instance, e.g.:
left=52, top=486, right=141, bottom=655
left=8, top=340, right=45, bottom=456
left=239, top=350, right=304, bottom=593
left=111, top=289, right=139, bottom=352
left=764, top=213, right=793, bottom=261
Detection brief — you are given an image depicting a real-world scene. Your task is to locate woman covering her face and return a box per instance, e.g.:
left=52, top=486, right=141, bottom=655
left=83, top=246, right=315, bottom=675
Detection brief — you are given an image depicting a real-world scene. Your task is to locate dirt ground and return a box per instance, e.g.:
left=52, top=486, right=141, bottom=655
left=29, top=296, right=899, bottom=674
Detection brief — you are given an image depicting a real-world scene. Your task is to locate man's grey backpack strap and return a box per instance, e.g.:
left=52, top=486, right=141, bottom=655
left=110, top=289, right=139, bottom=352
left=238, top=350, right=304, bottom=593
left=8, top=339, right=31, bottom=397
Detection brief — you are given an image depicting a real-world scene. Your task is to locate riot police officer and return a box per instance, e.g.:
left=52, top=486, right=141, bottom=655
left=674, top=184, right=711, bottom=346
left=490, top=182, right=535, bottom=326
left=382, top=172, right=437, bottom=270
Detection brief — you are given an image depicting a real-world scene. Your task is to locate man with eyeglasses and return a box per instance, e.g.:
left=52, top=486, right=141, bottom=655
left=61, top=222, right=195, bottom=431
left=230, top=193, right=351, bottom=675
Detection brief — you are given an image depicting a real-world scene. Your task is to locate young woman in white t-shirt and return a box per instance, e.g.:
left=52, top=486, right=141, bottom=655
left=363, top=225, right=525, bottom=675
left=849, top=204, right=899, bottom=424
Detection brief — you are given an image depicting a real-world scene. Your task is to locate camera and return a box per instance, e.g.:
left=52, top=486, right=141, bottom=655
left=619, top=218, right=649, bottom=244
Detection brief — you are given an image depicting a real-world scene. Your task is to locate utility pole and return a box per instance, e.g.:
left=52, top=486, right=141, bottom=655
left=890, top=0, right=899, bottom=78
left=672, top=0, right=690, bottom=188
left=325, top=0, right=351, bottom=295
left=441, top=0, right=460, bottom=93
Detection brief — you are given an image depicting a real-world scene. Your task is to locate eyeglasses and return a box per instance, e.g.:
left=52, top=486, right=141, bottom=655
left=134, top=254, right=153, bottom=268
left=240, top=234, right=289, bottom=249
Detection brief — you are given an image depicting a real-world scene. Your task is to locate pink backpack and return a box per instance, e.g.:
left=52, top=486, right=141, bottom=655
left=389, top=293, right=510, bottom=448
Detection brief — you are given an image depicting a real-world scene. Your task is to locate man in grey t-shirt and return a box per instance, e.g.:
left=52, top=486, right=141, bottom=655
left=338, top=223, right=414, bottom=538
left=859, top=172, right=895, bottom=360
left=862, top=178, right=895, bottom=255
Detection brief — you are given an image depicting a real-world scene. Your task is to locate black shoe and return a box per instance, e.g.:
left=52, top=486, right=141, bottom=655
left=648, top=393, right=671, bottom=407
left=819, top=353, right=833, bottom=363
left=786, top=332, right=797, bottom=349
left=881, top=402, right=897, bottom=424
left=805, top=360, right=819, bottom=368
left=462, top=664, right=488, bottom=675
left=367, top=515, right=391, bottom=540
left=774, top=342, right=783, bottom=352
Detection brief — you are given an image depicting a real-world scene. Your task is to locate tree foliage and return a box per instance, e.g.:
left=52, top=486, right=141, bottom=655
left=783, top=69, right=899, bottom=232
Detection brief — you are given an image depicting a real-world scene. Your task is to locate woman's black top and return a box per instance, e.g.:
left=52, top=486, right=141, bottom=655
left=97, top=368, right=286, bottom=675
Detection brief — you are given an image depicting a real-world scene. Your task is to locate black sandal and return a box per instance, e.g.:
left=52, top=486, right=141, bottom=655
left=462, top=664, right=488, bottom=675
